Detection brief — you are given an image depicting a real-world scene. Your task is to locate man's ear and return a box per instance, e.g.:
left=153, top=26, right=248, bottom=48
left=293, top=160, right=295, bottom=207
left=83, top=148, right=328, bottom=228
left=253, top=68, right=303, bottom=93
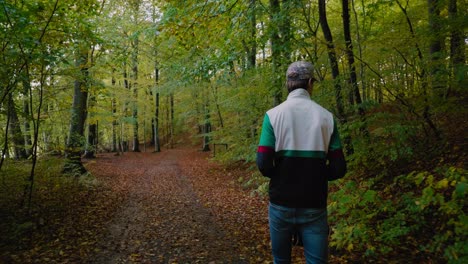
left=308, top=78, right=313, bottom=91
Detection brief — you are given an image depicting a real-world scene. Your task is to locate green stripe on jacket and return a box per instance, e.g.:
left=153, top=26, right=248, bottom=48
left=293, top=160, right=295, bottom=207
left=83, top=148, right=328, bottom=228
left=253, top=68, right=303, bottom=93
left=277, top=150, right=326, bottom=159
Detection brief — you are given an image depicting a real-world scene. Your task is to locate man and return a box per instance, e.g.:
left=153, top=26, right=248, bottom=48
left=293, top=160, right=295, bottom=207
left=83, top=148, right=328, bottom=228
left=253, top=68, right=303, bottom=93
left=256, top=61, right=347, bottom=263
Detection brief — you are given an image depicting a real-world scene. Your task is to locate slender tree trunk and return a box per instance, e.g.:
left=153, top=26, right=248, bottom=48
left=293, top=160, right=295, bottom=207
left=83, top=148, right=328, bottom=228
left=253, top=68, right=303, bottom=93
left=279, top=0, right=291, bottom=63
left=0, top=101, right=11, bottom=170
left=112, top=99, right=118, bottom=152
left=427, top=0, right=446, bottom=98
left=210, top=84, right=224, bottom=129
left=202, top=100, right=211, bottom=152
left=41, top=109, right=50, bottom=153
left=63, top=50, right=89, bottom=174
left=299, top=0, right=321, bottom=65
left=132, top=37, right=140, bottom=152
left=448, top=0, right=465, bottom=94
left=270, top=0, right=283, bottom=105
left=319, top=0, right=352, bottom=154
left=319, top=0, right=345, bottom=119
left=26, top=62, right=46, bottom=212
left=247, top=0, right=257, bottom=68
left=41, top=71, right=54, bottom=153
left=111, top=70, right=118, bottom=152
left=165, top=95, right=170, bottom=146
left=123, top=61, right=129, bottom=152
left=84, top=93, right=97, bottom=158
left=153, top=62, right=161, bottom=152
left=150, top=3, right=161, bottom=152
left=130, top=1, right=141, bottom=152
left=269, top=0, right=292, bottom=105
left=170, top=93, right=174, bottom=148
left=155, top=90, right=161, bottom=152
left=85, top=123, right=97, bottom=158
left=21, top=71, right=32, bottom=157
left=343, top=0, right=370, bottom=139
left=8, top=93, right=27, bottom=159
left=352, top=0, right=367, bottom=102
left=85, top=43, right=98, bottom=158
left=342, top=0, right=363, bottom=110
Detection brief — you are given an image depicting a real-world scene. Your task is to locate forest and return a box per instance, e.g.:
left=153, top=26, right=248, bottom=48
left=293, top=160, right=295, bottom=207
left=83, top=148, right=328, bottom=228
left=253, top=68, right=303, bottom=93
left=0, top=0, right=466, bottom=263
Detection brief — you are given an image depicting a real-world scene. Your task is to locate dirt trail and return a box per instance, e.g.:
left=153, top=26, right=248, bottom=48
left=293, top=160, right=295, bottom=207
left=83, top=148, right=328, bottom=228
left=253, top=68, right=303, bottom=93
left=85, top=147, right=270, bottom=263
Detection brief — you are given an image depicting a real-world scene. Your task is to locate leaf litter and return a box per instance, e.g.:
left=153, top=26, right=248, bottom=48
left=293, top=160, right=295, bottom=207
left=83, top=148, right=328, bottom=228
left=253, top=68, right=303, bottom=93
left=86, top=147, right=277, bottom=263
left=2, top=146, right=313, bottom=263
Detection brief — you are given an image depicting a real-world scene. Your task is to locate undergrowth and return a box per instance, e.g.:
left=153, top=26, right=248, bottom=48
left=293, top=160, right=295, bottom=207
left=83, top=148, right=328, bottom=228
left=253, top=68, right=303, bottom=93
left=329, top=107, right=466, bottom=263
left=328, top=167, right=467, bottom=263
left=0, top=157, right=109, bottom=263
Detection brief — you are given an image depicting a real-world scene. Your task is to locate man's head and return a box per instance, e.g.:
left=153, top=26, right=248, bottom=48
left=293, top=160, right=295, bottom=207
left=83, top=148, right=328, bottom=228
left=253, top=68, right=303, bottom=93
left=286, top=61, right=315, bottom=92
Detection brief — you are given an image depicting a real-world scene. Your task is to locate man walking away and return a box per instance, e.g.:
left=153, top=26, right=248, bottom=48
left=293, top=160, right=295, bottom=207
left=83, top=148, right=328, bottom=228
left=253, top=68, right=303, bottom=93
left=256, top=61, right=347, bottom=264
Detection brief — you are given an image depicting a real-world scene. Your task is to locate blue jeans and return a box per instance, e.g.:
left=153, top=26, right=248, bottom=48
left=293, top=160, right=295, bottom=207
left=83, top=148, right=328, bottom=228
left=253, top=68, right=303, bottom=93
left=268, top=202, right=329, bottom=264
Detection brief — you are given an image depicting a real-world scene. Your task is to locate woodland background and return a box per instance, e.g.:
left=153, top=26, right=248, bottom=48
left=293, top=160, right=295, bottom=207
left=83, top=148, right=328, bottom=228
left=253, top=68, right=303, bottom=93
left=0, top=0, right=466, bottom=263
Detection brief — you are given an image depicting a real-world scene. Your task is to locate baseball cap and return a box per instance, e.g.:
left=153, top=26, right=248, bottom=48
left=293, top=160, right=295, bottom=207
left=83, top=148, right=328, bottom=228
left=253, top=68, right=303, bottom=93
left=286, top=61, right=314, bottom=81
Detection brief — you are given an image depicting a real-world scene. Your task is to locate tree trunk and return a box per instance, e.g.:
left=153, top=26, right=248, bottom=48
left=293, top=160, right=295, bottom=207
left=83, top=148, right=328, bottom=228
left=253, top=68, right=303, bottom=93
left=84, top=92, right=97, bottom=158
left=202, top=101, right=211, bottom=152
left=151, top=3, right=161, bottom=153
left=170, top=93, right=175, bottom=148
left=21, top=71, right=32, bottom=157
left=122, top=61, right=129, bottom=152
left=153, top=61, right=160, bottom=152
left=448, top=0, right=465, bottom=94
left=247, top=0, right=257, bottom=69
left=130, top=1, right=141, bottom=152
left=84, top=123, right=97, bottom=158
left=111, top=70, right=118, bottom=152
left=112, top=98, right=118, bottom=152
left=25, top=61, right=46, bottom=212
left=63, top=50, right=89, bottom=175
left=270, top=0, right=283, bottom=105
left=210, top=84, right=224, bottom=129
left=318, top=0, right=345, bottom=119
left=342, top=0, right=363, bottom=112
left=132, top=36, right=140, bottom=152
left=154, top=91, right=161, bottom=152
left=427, top=0, right=446, bottom=98
left=279, top=0, right=291, bottom=63
left=352, top=0, right=367, bottom=102
left=0, top=101, right=11, bottom=170
left=8, top=93, right=27, bottom=159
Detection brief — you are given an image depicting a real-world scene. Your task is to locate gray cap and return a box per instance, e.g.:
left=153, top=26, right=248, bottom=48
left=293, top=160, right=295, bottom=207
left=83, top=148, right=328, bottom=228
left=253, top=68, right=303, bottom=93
left=286, top=61, right=314, bottom=81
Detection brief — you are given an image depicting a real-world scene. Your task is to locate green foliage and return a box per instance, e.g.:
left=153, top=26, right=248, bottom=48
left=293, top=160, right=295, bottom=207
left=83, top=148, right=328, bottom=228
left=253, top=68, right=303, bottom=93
left=342, top=105, right=423, bottom=177
left=238, top=169, right=269, bottom=197
left=329, top=167, right=467, bottom=262
left=209, top=67, right=273, bottom=163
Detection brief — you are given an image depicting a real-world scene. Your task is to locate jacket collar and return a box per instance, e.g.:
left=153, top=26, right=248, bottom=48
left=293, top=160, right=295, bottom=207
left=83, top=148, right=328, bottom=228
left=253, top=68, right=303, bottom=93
left=287, top=88, right=310, bottom=100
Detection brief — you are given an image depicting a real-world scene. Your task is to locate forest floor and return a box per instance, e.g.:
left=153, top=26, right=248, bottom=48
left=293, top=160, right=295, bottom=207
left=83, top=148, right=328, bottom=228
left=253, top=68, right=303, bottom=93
left=82, top=145, right=314, bottom=264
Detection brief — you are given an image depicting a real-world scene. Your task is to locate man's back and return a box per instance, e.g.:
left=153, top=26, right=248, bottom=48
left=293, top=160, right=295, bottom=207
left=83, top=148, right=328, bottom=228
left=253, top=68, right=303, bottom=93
left=267, top=89, right=334, bottom=156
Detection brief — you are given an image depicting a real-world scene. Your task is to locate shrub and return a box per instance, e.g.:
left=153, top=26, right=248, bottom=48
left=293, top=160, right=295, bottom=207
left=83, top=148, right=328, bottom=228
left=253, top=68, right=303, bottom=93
left=328, top=167, right=467, bottom=263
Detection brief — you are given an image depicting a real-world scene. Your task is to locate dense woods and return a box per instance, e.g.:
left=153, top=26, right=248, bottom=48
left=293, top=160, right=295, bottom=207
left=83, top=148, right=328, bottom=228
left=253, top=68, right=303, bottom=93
left=1, top=0, right=466, bottom=263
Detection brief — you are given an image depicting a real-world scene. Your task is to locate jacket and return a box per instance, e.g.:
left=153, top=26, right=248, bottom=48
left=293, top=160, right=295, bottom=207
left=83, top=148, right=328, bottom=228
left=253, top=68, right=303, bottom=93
left=256, top=88, right=347, bottom=208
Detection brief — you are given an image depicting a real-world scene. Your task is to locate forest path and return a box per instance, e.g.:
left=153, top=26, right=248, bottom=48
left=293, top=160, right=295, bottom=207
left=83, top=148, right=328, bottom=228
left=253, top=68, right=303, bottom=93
left=85, top=146, right=273, bottom=263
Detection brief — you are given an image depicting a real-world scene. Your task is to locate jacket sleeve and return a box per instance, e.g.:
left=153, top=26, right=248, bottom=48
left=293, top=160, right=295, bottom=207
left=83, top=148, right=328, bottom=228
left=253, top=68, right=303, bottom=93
left=256, top=114, right=276, bottom=178
left=327, top=120, right=347, bottom=181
